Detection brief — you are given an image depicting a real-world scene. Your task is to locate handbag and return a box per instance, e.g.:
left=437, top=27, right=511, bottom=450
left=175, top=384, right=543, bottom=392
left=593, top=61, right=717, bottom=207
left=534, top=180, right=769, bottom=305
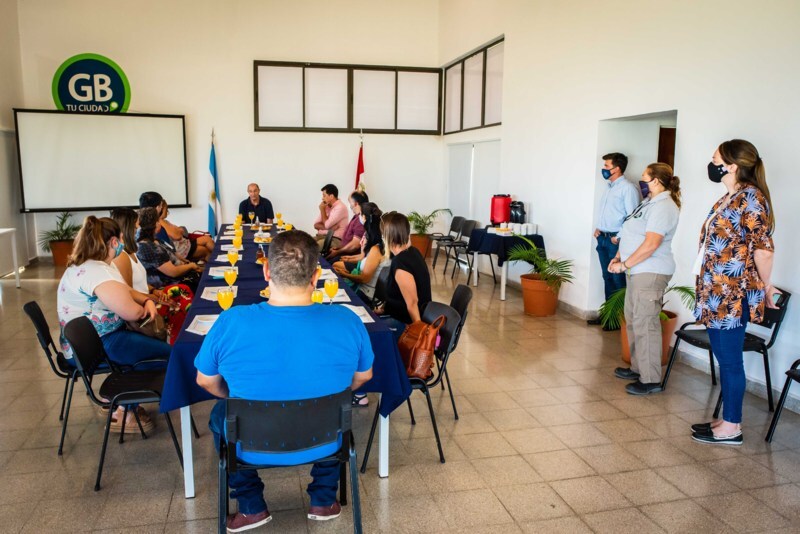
left=127, top=313, right=168, bottom=342
left=397, top=315, right=446, bottom=380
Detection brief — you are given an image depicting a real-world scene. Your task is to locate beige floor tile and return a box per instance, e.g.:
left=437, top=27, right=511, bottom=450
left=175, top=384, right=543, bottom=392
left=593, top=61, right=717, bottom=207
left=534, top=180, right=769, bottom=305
left=549, top=423, right=612, bottom=448
left=447, top=412, right=496, bottom=435
left=501, top=427, right=566, bottom=454
left=485, top=408, right=541, bottom=432
left=604, top=469, right=686, bottom=505
left=593, top=419, right=660, bottom=442
left=582, top=507, right=663, bottom=534
left=453, top=431, right=517, bottom=459
left=623, top=439, right=694, bottom=468
left=360, top=464, right=427, bottom=500
left=697, top=491, right=791, bottom=532
left=567, top=400, right=628, bottom=422
left=434, top=488, right=514, bottom=528
left=489, top=375, right=541, bottom=391
left=749, top=483, right=800, bottom=522
left=706, top=456, right=791, bottom=489
left=550, top=476, right=631, bottom=514
left=402, top=437, right=467, bottom=464
left=418, top=460, right=486, bottom=493
left=465, top=391, right=522, bottom=412
left=507, top=388, right=561, bottom=408
left=655, top=463, right=739, bottom=498
left=523, top=449, right=596, bottom=481
left=525, top=404, right=585, bottom=426
left=470, top=455, right=543, bottom=487
left=94, top=490, right=173, bottom=530
left=641, top=499, right=733, bottom=533
left=519, top=516, right=592, bottom=533
left=370, top=494, right=450, bottom=532
left=526, top=372, right=578, bottom=388
left=20, top=494, right=107, bottom=533
left=163, top=519, right=218, bottom=534
left=608, top=397, right=668, bottom=418
left=751, top=449, right=800, bottom=483
left=492, top=483, right=572, bottom=522
left=636, top=413, right=697, bottom=438
left=572, top=444, right=647, bottom=475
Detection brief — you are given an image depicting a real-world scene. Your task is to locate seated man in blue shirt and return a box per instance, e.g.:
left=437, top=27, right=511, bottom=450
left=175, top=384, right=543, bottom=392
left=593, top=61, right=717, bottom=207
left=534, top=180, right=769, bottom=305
left=195, top=230, right=374, bottom=533
left=238, top=183, right=275, bottom=224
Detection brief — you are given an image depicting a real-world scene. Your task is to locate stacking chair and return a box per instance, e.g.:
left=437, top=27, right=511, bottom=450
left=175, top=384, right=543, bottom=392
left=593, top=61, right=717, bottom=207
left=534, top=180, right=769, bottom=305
left=765, top=358, right=800, bottom=442
left=63, top=316, right=183, bottom=491
left=361, top=302, right=461, bottom=469
left=661, top=288, right=791, bottom=415
left=219, top=389, right=361, bottom=534
left=431, top=216, right=465, bottom=269
left=437, top=284, right=473, bottom=420
left=320, top=229, right=335, bottom=256
left=442, top=219, right=478, bottom=278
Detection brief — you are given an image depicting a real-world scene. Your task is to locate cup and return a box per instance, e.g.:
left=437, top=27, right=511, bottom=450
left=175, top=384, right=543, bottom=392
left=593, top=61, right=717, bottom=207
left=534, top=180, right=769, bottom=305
left=500, top=222, right=508, bottom=229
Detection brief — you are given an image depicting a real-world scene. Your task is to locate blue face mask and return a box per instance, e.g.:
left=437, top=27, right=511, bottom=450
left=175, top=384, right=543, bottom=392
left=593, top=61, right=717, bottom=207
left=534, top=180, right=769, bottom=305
left=639, top=180, right=650, bottom=198
left=601, top=168, right=613, bottom=180
left=113, top=241, right=124, bottom=257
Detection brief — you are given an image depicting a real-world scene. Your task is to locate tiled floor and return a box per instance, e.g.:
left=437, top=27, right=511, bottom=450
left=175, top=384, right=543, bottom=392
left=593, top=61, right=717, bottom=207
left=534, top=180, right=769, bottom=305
left=1, top=261, right=800, bottom=533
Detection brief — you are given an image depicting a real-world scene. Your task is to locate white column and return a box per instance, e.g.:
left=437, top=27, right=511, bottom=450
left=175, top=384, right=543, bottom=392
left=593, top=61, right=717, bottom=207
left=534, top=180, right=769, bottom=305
left=378, top=393, right=389, bottom=477
left=180, top=406, right=195, bottom=498
left=500, top=262, right=508, bottom=301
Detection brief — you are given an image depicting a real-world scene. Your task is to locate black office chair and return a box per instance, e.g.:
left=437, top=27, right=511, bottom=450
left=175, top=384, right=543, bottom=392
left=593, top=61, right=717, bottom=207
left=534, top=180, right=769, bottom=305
left=765, top=358, right=800, bottom=442
left=437, top=284, right=473, bottom=420
left=661, top=288, right=791, bottom=415
left=443, top=219, right=478, bottom=279
left=63, top=317, right=183, bottom=491
left=320, top=229, right=335, bottom=256
left=361, top=302, right=461, bottom=469
left=431, top=216, right=465, bottom=268
left=219, top=389, right=361, bottom=534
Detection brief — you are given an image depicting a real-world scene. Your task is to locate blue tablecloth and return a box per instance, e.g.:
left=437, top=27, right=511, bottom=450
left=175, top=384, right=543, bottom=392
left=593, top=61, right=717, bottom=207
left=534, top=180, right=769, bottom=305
left=467, top=229, right=546, bottom=266
left=160, top=224, right=411, bottom=417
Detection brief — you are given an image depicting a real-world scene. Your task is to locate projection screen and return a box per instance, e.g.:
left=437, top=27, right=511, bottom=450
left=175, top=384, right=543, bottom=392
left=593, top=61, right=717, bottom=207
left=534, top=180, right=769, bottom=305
left=14, top=110, right=189, bottom=212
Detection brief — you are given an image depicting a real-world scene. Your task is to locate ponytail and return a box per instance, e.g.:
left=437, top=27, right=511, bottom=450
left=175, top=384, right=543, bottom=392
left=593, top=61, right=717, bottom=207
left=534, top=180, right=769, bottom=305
left=69, top=216, right=120, bottom=266
left=719, top=139, right=775, bottom=230
left=752, top=158, right=775, bottom=229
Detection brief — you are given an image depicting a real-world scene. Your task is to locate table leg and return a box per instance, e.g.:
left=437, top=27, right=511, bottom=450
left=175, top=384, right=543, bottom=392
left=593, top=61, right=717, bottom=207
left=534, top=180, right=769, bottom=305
left=11, top=230, right=20, bottom=288
left=180, top=406, right=195, bottom=498
left=472, top=252, right=479, bottom=287
left=378, top=396, right=389, bottom=478
left=500, top=262, right=508, bottom=301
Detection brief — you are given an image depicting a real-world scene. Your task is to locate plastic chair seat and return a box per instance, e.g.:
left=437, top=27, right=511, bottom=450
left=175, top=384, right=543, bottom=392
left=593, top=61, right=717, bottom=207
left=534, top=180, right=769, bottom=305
left=98, top=369, right=167, bottom=405
left=674, top=328, right=712, bottom=349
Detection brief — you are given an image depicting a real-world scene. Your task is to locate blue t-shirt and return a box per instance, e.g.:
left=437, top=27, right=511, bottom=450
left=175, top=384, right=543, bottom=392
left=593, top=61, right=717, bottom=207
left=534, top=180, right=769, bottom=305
left=195, top=302, right=374, bottom=464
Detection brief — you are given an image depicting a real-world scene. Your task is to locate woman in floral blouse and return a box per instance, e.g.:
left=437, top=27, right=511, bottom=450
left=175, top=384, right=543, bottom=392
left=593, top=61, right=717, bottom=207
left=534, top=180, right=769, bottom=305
left=691, top=139, right=781, bottom=446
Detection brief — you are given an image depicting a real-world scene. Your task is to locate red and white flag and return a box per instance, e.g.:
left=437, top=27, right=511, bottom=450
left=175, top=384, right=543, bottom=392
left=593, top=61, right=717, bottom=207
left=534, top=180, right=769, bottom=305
left=354, top=142, right=365, bottom=191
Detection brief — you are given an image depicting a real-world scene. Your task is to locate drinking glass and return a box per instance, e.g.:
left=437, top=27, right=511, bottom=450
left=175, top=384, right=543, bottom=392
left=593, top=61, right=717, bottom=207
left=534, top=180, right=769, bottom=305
left=216, top=288, right=234, bottom=311
left=275, top=212, right=282, bottom=220
left=316, top=264, right=322, bottom=279
left=311, top=289, right=324, bottom=304
left=232, top=237, right=242, bottom=249
left=248, top=211, right=255, bottom=224
left=223, top=268, right=237, bottom=287
left=227, top=250, right=238, bottom=267
left=284, top=223, right=293, bottom=231
left=324, top=279, right=339, bottom=304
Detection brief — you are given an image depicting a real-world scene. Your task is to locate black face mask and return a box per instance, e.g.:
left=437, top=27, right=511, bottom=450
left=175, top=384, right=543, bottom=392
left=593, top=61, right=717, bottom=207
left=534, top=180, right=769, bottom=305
left=707, top=162, right=728, bottom=183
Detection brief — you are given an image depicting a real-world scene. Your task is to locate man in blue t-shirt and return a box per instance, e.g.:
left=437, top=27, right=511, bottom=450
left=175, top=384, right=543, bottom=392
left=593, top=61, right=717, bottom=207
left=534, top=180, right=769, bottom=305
left=195, top=230, right=374, bottom=532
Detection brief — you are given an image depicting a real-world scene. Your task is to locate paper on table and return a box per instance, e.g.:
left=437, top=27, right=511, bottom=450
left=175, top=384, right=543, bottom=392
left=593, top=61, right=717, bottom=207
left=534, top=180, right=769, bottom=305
left=186, top=314, right=219, bottom=336
left=219, top=235, right=234, bottom=241
left=340, top=304, right=375, bottom=323
left=200, top=285, right=239, bottom=301
left=209, top=266, right=238, bottom=278
left=325, top=289, right=351, bottom=303
left=214, top=254, right=242, bottom=262
left=220, top=244, right=243, bottom=251
left=318, top=269, right=338, bottom=280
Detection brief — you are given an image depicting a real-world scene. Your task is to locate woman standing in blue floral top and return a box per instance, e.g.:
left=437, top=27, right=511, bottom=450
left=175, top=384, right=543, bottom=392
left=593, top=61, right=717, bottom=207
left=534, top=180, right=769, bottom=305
left=691, top=140, right=781, bottom=446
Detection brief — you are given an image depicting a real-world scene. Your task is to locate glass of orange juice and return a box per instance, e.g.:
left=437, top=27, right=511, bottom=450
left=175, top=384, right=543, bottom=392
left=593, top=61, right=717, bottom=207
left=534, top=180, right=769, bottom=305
left=324, top=278, right=339, bottom=305
left=232, top=237, right=242, bottom=250
left=223, top=268, right=237, bottom=287
left=316, top=263, right=322, bottom=279
left=275, top=212, right=282, bottom=220
left=227, top=250, right=238, bottom=267
left=216, top=288, right=234, bottom=311
left=311, top=289, right=324, bottom=304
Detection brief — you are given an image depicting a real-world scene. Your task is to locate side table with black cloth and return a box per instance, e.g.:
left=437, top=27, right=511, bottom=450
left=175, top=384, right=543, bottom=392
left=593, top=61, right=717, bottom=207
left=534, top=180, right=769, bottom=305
left=161, top=223, right=411, bottom=498
left=467, top=228, right=546, bottom=301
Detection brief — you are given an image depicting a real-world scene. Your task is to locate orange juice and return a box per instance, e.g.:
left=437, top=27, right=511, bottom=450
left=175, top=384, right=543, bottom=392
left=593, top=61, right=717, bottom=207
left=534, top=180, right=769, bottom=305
left=223, top=268, right=237, bottom=287
left=227, top=250, right=239, bottom=266
left=324, top=279, right=338, bottom=303
left=311, top=289, right=324, bottom=304
left=216, top=288, right=234, bottom=310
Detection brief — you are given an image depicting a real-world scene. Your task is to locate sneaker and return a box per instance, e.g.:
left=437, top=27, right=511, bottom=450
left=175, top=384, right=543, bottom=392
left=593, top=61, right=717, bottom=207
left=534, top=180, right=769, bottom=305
left=226, top=510, right=271, bottom=532
left=691, top=422, right=713, bottom=434
left=625, top=381, right=663, bottom=396
left=614, top=367, right=640, bottom=381
left=308, top=501, right=341, bottom=521
left=691, top=430, right=743, bottom=446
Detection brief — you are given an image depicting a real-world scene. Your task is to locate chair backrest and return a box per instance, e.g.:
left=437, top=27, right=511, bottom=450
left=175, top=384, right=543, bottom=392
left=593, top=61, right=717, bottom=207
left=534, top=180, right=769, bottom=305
left=421, top=301, right=462, bottom=383
left=449, top=216, right=466, bottom=238
left=320, top=229, right=335, bottom=256
left=225, top=389, right=352, bottom=458
left=374, top=266, right=391, bottom=303
left=62, top=316, right=111, bottom=382
left=458, top=220, right=479, bottom=240
left=760, top=287, right=792, bottom=347
left=448, top=285, right=473, bottom=351
left=23, top=301, right=70, bottom=379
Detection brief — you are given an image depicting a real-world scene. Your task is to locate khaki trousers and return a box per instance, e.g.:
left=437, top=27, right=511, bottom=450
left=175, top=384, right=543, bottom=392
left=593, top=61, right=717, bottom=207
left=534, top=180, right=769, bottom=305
left=624, top=272, right=671, bottom=384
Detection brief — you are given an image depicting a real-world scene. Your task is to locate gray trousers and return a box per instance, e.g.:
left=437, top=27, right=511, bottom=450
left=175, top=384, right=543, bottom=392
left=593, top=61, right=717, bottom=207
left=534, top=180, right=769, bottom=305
left=625, top=272, right=671, bottom=384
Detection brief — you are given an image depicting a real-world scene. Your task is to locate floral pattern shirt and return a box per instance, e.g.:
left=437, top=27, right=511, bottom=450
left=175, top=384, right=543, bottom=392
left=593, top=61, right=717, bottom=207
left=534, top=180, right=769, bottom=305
left=694, top=185, right=774, bottom=329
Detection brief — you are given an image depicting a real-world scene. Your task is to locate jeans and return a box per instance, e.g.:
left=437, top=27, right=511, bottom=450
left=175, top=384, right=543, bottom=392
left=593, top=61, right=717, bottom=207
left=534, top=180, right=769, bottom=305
left=209, top=401, right=339, bottom=514
left=707, top=298, right=750, bottom=424
left=596, top=234, right=626, bottom=301
left=101, top=328, right=171, bottom=369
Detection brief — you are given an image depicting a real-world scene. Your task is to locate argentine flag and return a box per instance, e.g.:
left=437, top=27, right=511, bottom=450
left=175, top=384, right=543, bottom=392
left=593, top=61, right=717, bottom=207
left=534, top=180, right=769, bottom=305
left=208, top=132, right=221, bottom=237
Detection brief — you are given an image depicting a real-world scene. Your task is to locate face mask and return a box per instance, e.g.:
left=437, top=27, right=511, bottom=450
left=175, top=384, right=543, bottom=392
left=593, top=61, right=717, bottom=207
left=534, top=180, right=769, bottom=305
left=601, top=168, right=613, bottom=180
left=707, top=162, right=728, bottom=183
left=639, top=180, right=650, bottom=198
left=113, top=240, right=124, bottom=257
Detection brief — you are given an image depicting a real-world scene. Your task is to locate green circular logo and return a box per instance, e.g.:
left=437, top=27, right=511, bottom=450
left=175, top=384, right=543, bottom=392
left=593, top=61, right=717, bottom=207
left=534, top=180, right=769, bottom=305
left=52, top=53, right=131, bottom=113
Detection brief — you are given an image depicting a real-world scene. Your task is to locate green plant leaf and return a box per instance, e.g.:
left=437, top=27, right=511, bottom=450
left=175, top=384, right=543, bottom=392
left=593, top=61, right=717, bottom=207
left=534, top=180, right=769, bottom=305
left=407, top=208, right=452, bottom=234
left=598, top=284, right=696, bottom=329
left=508, top=234, right=573, bottom=292
left=38, top=211, right=80, bottom=253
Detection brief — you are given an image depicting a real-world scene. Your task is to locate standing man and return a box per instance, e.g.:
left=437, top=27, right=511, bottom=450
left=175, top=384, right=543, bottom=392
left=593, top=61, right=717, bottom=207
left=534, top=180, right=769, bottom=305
left=589, top=152, right=639, bottom=330
left=196, top=230, right=374, bottom=531
left=313, top=184, right=349, bottom=250
left=238, top=183, right=275, bottom=223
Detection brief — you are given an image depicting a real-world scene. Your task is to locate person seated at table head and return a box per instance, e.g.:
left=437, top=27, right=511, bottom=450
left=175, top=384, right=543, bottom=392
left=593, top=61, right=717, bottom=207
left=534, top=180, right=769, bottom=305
left=375, top=212, right=432, bottom=341
left=136, top=207, right=203, bottom=292
left=157, top=199, right=213, bottom=262
left=326, top=190, right=368, bottom=261
left=238, top=183, right=275, bottom=224
left=195, top=229, right=374, bottom=531
left=313, top=184, right=348, bottom=250
left=333, top=202, right=390, bottom=303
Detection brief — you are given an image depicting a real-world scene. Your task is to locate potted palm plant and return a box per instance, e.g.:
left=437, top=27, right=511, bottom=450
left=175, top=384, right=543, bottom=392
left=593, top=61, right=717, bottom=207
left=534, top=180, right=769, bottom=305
left=38, top=211, right=81, bottom=267
left=407, top=208, right=452, bottom=258
left=508, top=235, right=574, bottom=316
left=598, top=285, right=695, bottom=364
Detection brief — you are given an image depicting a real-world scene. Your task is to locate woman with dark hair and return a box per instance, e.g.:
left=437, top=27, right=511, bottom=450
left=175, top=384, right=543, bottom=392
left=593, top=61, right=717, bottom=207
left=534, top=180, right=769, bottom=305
left=136, top=207, right=203, bottom=292
left=333, top=202, right=390, bottom=302
left=158, top=200, right=213, bottom=262
left=690, top=139, right=780, bottom=446
left=608, top=163, right=681, bottom=395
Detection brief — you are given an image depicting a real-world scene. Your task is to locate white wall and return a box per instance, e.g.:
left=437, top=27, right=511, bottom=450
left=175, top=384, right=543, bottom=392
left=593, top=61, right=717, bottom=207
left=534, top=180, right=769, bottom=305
left=438, top=0, right=800, bottom=399
left=15, top=0, right=444, bottom=245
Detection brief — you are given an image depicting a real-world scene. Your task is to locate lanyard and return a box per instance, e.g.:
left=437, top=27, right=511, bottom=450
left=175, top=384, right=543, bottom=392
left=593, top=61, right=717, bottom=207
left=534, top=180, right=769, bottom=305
left=623, top=199, right=649, bottom=222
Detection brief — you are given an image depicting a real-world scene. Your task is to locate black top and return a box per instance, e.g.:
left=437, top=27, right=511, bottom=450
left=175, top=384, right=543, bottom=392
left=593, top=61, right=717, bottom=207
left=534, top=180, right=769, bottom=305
left=238, top=196, right=275, bottom=222
left=385, top=247, right=432, bottom=324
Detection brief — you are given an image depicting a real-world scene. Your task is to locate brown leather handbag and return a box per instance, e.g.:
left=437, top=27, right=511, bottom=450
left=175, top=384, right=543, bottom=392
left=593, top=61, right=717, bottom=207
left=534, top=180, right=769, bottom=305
left=397, top=315, right=446, bottom=380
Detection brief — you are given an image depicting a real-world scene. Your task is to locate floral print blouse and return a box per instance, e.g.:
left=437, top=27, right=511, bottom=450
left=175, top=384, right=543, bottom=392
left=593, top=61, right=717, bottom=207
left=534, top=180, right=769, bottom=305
left=694, top=185, right=774, bottom=329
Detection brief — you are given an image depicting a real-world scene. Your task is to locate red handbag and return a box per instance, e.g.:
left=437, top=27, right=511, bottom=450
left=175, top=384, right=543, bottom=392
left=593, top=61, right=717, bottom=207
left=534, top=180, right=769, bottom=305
left=397, top=315, right=446, bottom=379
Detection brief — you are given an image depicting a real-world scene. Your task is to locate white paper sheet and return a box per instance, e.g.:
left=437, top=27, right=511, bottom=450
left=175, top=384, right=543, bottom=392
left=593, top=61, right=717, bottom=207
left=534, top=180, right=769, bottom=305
left=220, top=244, right=243, bottom=251
left=320, top=288, right=351, bottom=303
left=318, top=268, right=338, bottom=280
left=214, top=254, right=242, bottom=262
left=200, top=285, right=239, bottom=301
left=186, top=315, right=219, bottom=336
left=219, top=235, right=234, bottom=241
left=209, top=266, right=238, bottom=278
left=340, top=304, right=375, bottom=323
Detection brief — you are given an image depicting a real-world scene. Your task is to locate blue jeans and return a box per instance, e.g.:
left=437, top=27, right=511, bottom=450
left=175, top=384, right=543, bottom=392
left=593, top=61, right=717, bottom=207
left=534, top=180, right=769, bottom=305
left=707, top=298, right=750, bottom=424
left=101, top=328, right=171, bottom=369
left=209, top=401, right=339, bottom=514
left=596, top=234, right=626, bottom=301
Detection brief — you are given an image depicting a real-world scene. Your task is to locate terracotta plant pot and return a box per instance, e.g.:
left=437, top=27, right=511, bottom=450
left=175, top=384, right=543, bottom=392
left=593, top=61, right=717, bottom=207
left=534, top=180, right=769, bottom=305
left=520, top=273, right=559, bottom=316
left=620, top=309, right=679, bottom=365
left=410, top=234, right=432, bottom=259
left=50, top=240, right=74, bottom=267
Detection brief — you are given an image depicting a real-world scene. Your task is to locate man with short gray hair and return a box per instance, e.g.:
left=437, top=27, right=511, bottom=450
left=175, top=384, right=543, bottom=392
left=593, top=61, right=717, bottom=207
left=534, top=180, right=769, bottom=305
left=238, top=183, right=274, bottom=223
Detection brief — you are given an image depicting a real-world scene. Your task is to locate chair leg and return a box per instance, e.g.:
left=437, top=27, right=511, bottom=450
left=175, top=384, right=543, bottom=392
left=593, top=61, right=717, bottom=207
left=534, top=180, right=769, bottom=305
left=95, top=405, right=115, bottom=491
left=218, top=445, right=228, bottom=534
left=766, top=376, right=794, bottom=442
left=360, top=401, right=381, bottom=473
left=349, top=446, right=363, bottom=534
left=132, top=407, right=148, bottom=440
left=451, top=249, right=460, bottom=279
left=442, top=246, right=451, bottom=274
left=489, top=257, right=497, bottom=284
left=164, top=412, right=183, bottom=468
left=59, top=378, right=70, bottom=421
left=119, top=405, right=129, bottom=444
left=58, top=377, right=76, bottom=456
left=191, top=415, right=201, bottom=439
left=436, top=358, right=445, bottom=391
left=339, top=461, right=347, bottom=506
left=713, top=390, right=723, bottom=419
left=762, top=349, right=774, bottom=412
left=660, top=339, right=682, bottom=389
left=432, top=243, right=441, bottom=268
left=709, top=350, right=717, bottom=386
left=407, top=398, right=416, bottom=425
left=422, top=387, right=445, bottom=463
left=444, top=369, right=459, bottom=420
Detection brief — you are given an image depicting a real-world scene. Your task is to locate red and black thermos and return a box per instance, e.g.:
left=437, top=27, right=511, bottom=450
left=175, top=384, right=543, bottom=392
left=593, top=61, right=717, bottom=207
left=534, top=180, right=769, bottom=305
left=490, top=194, right=512, bottom=225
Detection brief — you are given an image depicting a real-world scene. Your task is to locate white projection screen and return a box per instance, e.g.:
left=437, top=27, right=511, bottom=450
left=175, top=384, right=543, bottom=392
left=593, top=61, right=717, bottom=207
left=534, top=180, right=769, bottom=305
left=15, top=110, right=188, bottom=212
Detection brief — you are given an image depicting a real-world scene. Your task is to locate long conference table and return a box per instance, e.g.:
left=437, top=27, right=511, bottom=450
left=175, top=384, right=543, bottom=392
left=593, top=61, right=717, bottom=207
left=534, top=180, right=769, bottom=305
left=160, top=223, right=412, bottom=498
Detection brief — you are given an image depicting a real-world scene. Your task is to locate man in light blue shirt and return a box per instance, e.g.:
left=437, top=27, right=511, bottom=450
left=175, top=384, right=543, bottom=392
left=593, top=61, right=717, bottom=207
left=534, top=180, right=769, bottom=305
left=590, top=152, right=639, bottom=329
